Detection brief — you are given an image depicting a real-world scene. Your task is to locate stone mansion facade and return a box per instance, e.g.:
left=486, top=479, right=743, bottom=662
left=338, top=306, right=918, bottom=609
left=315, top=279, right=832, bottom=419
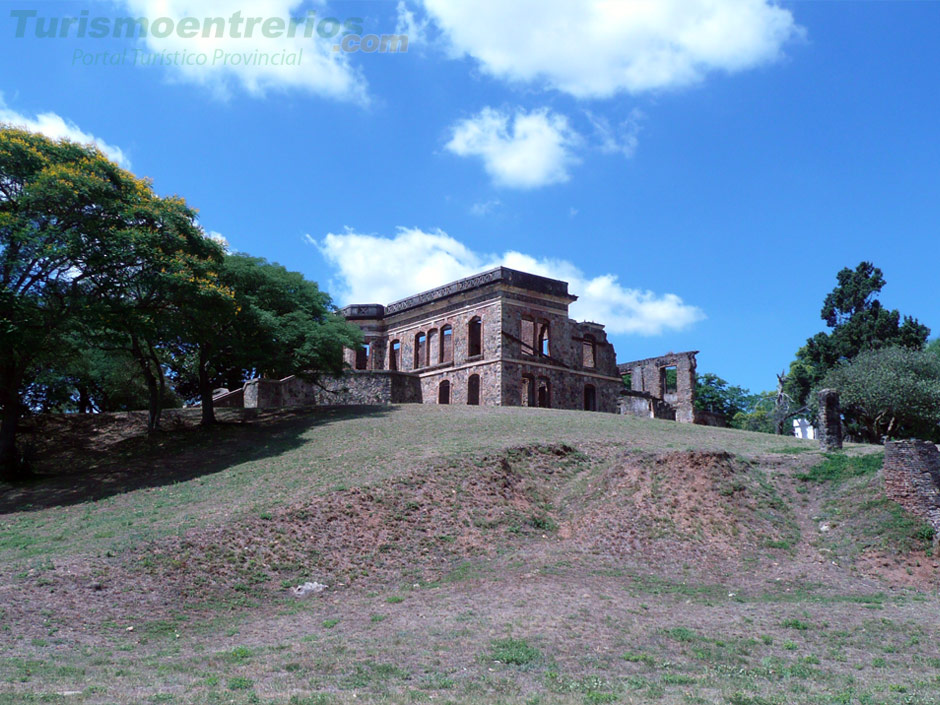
left=340, top=267, right=623, bottom=412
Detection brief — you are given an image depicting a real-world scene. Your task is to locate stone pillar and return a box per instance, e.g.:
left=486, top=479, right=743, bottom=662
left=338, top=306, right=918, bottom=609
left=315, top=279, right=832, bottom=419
left=884, top=440, right=940, bottom=534
left=817, top=389, right=843, bottom=451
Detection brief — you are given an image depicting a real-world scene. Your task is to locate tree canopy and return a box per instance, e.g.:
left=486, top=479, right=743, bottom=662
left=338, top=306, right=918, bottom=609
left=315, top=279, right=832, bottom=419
left=784, top=261, right=929, bottom=416
left=824, top=347, right=940, bottom=442
left=0, top=127, right=360, bottom=480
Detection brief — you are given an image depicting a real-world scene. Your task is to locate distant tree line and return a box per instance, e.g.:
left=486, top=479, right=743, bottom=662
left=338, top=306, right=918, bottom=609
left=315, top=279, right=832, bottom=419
left=0, top=127, right=361, bottom=480
left=697, top=261, right=939, bottom=443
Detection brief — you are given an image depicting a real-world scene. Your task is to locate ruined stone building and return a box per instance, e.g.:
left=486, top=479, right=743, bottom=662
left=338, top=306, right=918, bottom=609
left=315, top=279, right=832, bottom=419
left=216, top=266, right=702, bottom=421
left=340, top=267, right=623, bottom=412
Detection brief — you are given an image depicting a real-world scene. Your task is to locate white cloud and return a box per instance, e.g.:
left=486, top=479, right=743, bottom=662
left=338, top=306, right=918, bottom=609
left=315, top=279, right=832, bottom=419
left=419, top=0, right=801, bottom=98
left=469, top=198, right=500, bottom=216
left=315, top=227, right=704, bottom=335
left=395, top=0, right=428, bottom=47
left=205, top=230, right=230, bottom=250
left=120, top=0, right=367, bottom=102
left=0, top=94, right=131, bottom=168
left=446, top=107, right=580, bottom=189
left=587, top=109, right=644, bottom=158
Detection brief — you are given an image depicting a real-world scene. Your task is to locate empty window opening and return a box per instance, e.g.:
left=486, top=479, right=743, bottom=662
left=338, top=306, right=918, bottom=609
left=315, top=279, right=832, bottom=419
left=521, top=374, right=536, bottom=407
left=661, top=365, right=678, bottom=396
left=537, top=377, right=551, bottom=408
left=355, top=344, right=369, bottom=370
left=438, top=380, right=450, bottom=405
left=467, top=374, right=481, bottom=405
left=389, top=340, right=401, bottom=371
left=582, top=335, right=596, bottom=368
left=622, top=372, right=632, bottom=389
left=427, top=329, right=438, bottom=366
left=521, top=316, right=536, bottom=355
left=583, top=384, right=597, bottom=411
left=468, top=317, right=483, bottom=358
left=414, top=332, right=427, bottom=369
left=537, top=321, right=550, bottom=357
left=440, top=325, right=453, bottom=363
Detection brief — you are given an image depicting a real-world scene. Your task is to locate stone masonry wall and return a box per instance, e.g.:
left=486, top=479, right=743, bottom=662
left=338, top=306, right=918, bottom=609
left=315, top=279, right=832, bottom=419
left=618, top=352, right=697, bottom=423
left=883, top=440, right=940, bottom=533
left=243, top=371, right=421, bottom=408
left=818, top=389, right=843, bottom=451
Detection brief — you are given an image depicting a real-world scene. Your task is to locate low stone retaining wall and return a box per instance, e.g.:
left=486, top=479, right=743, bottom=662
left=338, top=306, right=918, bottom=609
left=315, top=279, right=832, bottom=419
left=883, top=439, right=940, bottom=533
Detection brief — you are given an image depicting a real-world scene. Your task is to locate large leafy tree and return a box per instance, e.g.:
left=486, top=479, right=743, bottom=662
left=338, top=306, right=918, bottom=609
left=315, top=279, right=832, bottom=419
left=784, top=262, right=929, bottom=410
left=169, top=254, right=362, bottom=425
left=824, top=347, right=940, bottom=442
left=0, top=127, right=222, bottom=478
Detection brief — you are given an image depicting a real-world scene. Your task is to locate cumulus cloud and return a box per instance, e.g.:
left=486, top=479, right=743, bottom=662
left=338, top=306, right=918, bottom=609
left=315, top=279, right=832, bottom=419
left=417, top=0, right=801, bottom=98
left=314, top=227, right=704, bottom=335
left=120, top=0, right=367, bottom=102
left=0, top=94, right=131, bottom=168
left=445, top=107, right=580, bottom=189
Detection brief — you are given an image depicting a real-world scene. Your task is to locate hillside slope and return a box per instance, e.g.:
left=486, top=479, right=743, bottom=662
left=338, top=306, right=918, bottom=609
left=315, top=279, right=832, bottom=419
left=1, top=405, right=937, bottom=705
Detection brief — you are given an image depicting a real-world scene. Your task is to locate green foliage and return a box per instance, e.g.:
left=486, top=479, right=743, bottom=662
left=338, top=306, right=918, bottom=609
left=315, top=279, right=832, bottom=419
left=824, top=347, right=940, bottom=441
left=784, top=262, right=929, bottom=412
left=695, top=373, right=756, bottom=419
left=489, top=638, right=541, bottom=666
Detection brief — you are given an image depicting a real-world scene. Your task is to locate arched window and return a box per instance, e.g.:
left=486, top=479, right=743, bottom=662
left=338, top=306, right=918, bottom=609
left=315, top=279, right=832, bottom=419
left=521, top=374, right=536, bottom=407
left=414, top=332, right=426, bottom=369
left=582, top=335, right=596, bottom=369
left=440, top=325, right=453, bottom=363
left=521, top=316, right=536, bottom=356
left=467, top=374, right=481, bottom=405
left=354, top=344, right=369, bottom=370
left=427, top=329, right=438, bottom=366
left=583, top=384, right=597, bottom=411
left=438, top=380, right=450, bottom=405
left=389, top=340, right=401, bottom=371
left=468, top=316, right=483, bottom=358
left=537, top=320, right=550, bottom=357
left=537, top=376, right=551, bottom=408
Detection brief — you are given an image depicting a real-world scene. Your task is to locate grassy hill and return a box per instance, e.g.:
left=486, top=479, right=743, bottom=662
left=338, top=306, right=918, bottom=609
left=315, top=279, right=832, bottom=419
left=0, top=405, right=937, bottom=705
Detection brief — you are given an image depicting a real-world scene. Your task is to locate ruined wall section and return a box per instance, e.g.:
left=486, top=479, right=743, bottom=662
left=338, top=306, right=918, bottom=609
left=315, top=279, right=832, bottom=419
left=883, top=440, right=940, bottom=535
left=243, top=371, right=421, bottom=408
left=617, top=351, right=698, bottom=423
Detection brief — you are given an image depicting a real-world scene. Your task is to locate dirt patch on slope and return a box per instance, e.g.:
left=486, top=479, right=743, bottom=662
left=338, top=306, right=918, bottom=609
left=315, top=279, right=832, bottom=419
left=132, top=444, right=586, bottom=595
left=564, top=450, right=795, bottom=565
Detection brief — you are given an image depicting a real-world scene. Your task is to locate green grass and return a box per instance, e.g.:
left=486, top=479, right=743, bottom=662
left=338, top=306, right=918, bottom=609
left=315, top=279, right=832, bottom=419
left=489, top=638, right=542, bottom=666
left=0, top=405, right=818, bottom=566
left=796, top=452, right=883, bottom=484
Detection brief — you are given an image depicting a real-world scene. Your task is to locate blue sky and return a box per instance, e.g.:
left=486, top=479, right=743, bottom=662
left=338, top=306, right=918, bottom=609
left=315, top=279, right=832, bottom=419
left=2, top=0, right=938, bottom=393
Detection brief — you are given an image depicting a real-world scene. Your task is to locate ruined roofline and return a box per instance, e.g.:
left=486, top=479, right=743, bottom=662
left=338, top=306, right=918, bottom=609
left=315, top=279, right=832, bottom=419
left=341, top=266, right=577, bottom=320
left=617, top=350, right=699, bottom=374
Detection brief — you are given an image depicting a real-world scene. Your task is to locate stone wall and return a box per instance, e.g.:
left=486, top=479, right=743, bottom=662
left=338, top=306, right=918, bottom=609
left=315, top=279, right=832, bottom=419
left=500, top=361, right=620, bottom=412
left=884, top=439, right=940, bottom=533
left=243, top=371, right=422, bottom=408
left=817, top=389, right=843, bottom=451
left=617, top=352, right=698, bottom=423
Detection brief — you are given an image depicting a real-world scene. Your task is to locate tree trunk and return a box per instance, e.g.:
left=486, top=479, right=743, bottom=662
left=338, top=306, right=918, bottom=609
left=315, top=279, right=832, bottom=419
left=78, top=386, right=91, bottom=414
left=0, top=382, right=24, bottom=481
left=198, top=345, right=216, bottom=426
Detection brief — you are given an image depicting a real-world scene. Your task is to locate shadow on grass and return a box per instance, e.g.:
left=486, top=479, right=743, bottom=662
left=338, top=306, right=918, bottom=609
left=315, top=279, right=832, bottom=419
left=0, top=405, right=394, bottom=513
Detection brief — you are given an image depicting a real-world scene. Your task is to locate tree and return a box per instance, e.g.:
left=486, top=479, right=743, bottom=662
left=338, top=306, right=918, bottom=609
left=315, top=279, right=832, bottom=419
left=784, top=262, right=929, bottom=411
left=0, top=126, right=225, bottom=477
left=168, top=254, right=362, bottom=425
left=1, top=127, right=155, bottom=478
left=694, top=373, right=754, bottom=419
left=824, top=347, right=940, bottom=442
